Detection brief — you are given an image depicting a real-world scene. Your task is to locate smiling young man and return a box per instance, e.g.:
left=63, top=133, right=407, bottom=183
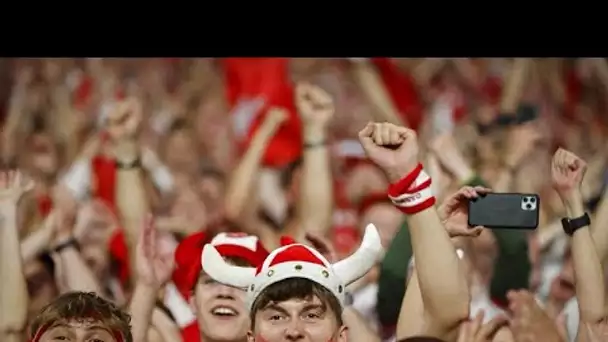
left=172, top=232, right=270, bottom=342
left=201, top=224, right=384, bottom=342
left=28, top=291, right=132, bottom=342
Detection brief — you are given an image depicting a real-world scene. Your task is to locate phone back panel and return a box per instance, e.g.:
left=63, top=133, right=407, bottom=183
left=468, top=193, right=540, bottom=230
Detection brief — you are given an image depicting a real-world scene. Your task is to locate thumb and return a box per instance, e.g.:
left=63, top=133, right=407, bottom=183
left=478, top=315, right=509, bottom=341
left=358, top=123, right=376, bottom=148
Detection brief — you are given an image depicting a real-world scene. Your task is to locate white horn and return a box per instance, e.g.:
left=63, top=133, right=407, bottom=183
left=332, top=223, right=383, bottom=286
left=201, top=244, right=256, bottom=289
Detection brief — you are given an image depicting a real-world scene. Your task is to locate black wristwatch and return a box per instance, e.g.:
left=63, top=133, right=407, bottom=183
left=561, top=212, right=591, bottom=236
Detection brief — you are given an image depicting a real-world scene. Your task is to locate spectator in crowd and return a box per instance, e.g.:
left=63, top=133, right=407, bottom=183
left=1, top=58, right=608, bottom=342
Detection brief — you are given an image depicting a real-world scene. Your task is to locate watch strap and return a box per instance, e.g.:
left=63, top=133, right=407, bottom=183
left=561, top=212, right=591, bottom=236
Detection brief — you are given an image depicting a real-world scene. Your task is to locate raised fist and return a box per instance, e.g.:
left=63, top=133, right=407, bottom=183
left=295, top=82, right=334, bottom=128
left=264, top=107, right=289, bottom=129
left=106, top=97, right=143, bottom=142
left=358, top=122, right=419, bottom=183
left=550, top=148, right=586, bottom=201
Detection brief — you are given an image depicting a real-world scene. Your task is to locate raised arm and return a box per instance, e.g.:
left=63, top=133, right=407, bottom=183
left=129, top=216, right=174, bottom=342
left=359, top=122, right=469, bottom=341
left=223, top=107, right=287, bottom=248
left=550, top=148, right=607, bottom=342
left=0, top=171, right=34, bottom=342
left=292, top=83, right=335, bottom=239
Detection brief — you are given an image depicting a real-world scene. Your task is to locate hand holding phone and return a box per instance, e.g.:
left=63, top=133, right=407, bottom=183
left=468, top=192, right=540, bottom=230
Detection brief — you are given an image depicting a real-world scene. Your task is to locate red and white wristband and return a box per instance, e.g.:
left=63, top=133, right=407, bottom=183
left=387, top=163, right=436, bottom=215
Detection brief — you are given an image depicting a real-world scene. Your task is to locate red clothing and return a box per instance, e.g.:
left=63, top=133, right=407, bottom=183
left=223, top=58, right=302, bottom=167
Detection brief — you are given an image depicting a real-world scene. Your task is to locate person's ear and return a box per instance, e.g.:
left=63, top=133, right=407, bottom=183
left=337, top=325, right=349, bottom=342
left=247, top=330, right=255, bottom=342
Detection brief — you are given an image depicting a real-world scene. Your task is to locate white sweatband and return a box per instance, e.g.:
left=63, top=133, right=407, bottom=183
left=164, top=282, right=197, bottom=328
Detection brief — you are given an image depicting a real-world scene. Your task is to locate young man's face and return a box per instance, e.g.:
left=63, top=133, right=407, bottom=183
left=194, top=274, right=249, bottom=341
left=37, top=320, right=119, bottom=342
left=248, top=295, right=347, bottom=342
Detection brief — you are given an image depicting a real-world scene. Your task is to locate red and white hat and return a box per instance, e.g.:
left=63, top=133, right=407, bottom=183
left=201, top=224, right=383, bottom=310
left=173, top=232, right=269, bottom=300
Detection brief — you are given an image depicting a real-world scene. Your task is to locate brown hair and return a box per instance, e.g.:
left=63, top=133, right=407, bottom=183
left=250, top=278, right=343, bottom=327
left=29, top=291, right=132, bottom=342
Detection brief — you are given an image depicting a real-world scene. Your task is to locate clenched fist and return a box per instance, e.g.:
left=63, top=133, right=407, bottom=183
left=106, top=97, right=143, bottom=142
left=295, top=82, right=334, bottom=129
left=551, top=148, right=586, bottom=206
left=357, top=122, right=419, bottom=183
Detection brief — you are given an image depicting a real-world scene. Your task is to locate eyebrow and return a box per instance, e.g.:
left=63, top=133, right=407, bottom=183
left=262, top=303, right=326, bottom=315
left=48, top=322, right=112, bottom=333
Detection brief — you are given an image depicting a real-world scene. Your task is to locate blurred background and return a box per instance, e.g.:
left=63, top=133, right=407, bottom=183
left=3, top=58, right=608, bottom=341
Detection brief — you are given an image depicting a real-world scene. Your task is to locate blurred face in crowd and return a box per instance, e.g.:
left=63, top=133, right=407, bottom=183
left=170, top=187, right=208, bottom=229
left=164, top=128, right=198, bottom=174
left=28, top=132, right=58, bottom=177
left=193, top=269, right=249, bottom=341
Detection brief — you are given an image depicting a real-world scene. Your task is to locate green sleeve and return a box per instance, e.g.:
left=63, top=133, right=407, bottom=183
left=376, top=174, right=530, bottom=326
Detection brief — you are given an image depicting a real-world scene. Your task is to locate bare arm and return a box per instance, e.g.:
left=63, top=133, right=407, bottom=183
left=151, top=309, right=183, bottom=342
left=293, top=84, right=334, bottom=240
left=0, top=172, right=33, bottom=342
left=343, top=306, right=381, bottom=342
left=499, top=58, right=532, bottom=114
left=224, top=108, right=286, bottom=222
left=20, top=211, right=57, bottom=263
left=350, top=60, right=405, bottom=126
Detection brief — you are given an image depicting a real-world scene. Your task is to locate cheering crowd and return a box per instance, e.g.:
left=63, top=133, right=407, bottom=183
left=0, top=58, right=608, bottom=342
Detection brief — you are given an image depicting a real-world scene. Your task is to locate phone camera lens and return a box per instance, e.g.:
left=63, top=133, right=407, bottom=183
left=526, top=204, right=532, bottom=210
left=530, top=197, right=536, bottom=203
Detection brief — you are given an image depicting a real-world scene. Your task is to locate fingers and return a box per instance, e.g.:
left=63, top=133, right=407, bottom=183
left=458, top=321, right=472, bottom=342
left=478, top=315, right=509, bottom=341
left=296, top=83, right=333, bottom=113
left=454, top=186, right=491, bottom=201
left=468, top=226, right=484, bottom=236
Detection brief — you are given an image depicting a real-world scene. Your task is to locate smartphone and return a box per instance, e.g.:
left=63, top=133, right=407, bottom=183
left=516, top=104, right=539, bottom=125
left=468, top=193, right=540, bottom=230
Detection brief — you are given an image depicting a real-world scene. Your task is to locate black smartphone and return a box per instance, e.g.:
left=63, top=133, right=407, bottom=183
left=468, top=193, right=540, bottom=230
left=516, top=104, right=539, bottom=125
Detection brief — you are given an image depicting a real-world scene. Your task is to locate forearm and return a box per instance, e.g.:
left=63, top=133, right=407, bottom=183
left=224, top=124, right=277, bottom=221
left=129, top=284, right=159, bottom=342
left=566, top=195, right=606, bottom=323
left=591, top=190, right=608, bottom=263
left=406, top=208, right=470, bottom=334
left=151, top=308, right=182, bottom=342
left=56, top=246, right=104, bottom=294
left=20, top=212, right=56, bottom=263
left=351, top=62, right=404, bottom=126
left=298, top=126, right=333, bottom=237
left=0, top=207, right=29, bottom=332
left=343, top=306, right=380, bottom=342
left=499, top=58, right=532, bottom=114
left=116, top=167, right=149, bottom=280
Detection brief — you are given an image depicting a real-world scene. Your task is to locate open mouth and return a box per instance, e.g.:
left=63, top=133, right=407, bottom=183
left=210, top=306, right=239, bottom=318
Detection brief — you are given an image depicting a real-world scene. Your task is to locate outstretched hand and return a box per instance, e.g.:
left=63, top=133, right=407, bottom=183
left=135, top=214, right=174, bottom=288
left=0, top=170, right=34, bottom=207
